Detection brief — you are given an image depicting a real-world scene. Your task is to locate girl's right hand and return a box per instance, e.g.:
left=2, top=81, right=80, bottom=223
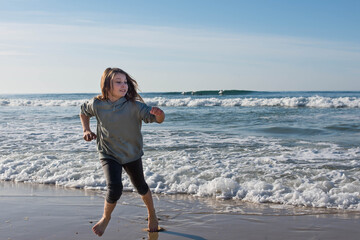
left=83, top=130, right=97, bottom=141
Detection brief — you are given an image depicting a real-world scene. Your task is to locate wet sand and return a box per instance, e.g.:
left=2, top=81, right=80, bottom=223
left=1, top=181, right=359, bottom=240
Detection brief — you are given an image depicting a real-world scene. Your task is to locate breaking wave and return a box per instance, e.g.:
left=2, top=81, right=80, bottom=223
left=1, top=96, right=360, bottom=108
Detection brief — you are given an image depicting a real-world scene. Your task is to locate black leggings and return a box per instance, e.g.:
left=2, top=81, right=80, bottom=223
left=101, top=158, right=149, bottom=203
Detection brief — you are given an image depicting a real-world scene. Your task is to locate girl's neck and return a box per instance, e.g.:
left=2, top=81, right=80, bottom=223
left=108, top=96, right=124, bottom=103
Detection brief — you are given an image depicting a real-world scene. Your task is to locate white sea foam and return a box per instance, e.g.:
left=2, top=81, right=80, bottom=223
left=1, top=93, right=360, bottom=211
left=141, top=133, right=360, bottom=210
left=144, top=96, right=360, bottom=108
left=0, top=98, right=87, bottom=107
left=3, top=127, right=359, bottom=210
left=1, top=96, right=360, bottom=108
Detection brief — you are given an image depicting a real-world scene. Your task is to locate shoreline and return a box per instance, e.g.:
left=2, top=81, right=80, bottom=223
left=1, top=181, right=360, bottom=240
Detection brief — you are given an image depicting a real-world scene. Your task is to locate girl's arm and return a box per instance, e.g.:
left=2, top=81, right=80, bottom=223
left=80, top=114, right=97, bottom=141
left=150, top=107, right=165, bottom=123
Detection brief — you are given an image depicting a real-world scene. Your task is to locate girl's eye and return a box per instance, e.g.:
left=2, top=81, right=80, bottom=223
left=116, top=81, right=127, bottom=84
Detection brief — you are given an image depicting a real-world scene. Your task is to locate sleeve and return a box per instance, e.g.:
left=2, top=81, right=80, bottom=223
left=136, top=101, right=157, bottom=123
left=80, top=98, right=96, bottom=117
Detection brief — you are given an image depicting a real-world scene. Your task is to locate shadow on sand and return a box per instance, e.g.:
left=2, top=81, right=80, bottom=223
left=148, top=230, right=207, bottom=240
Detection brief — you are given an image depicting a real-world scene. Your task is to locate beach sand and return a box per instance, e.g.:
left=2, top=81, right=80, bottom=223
left=1, top=181, right=359, bottom=240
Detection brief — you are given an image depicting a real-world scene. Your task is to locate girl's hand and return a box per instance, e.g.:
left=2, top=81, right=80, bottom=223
left=83, top=130, right=97, bottom=141
left=150, top=107, right=165, bottom=123
left=150, top=107, right=163, bottom=116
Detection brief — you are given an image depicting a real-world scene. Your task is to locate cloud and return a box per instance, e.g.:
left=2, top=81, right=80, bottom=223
left=0, top=21, right=359, bottom=92
left=0, top=50, right=31, bottom=56
left=1, top=22, right=359, bottom=62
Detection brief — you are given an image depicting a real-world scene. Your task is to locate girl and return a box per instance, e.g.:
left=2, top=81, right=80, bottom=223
left=80, top=67, right=165, bottom=236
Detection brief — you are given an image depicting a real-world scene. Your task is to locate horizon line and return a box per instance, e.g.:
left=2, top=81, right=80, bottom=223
left=2, top=89, right=360, bottom=95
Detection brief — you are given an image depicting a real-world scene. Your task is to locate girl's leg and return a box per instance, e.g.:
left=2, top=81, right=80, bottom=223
left=92, top=200, right=117, bottom=237
left=141, top=189, right=159, bottom=232
left=123, top=159, right=159, bottom=232
left=93, top=159, right=123, bottom=236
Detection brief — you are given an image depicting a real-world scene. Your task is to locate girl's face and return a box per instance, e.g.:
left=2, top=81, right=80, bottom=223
left=108, top=73, right=128, bottom=101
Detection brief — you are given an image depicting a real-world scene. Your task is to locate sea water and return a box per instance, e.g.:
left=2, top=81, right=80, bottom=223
left=1, top=91, right=359, bottom=210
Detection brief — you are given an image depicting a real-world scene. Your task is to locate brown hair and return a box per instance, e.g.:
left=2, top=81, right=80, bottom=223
left=97, top=67, right=144, bottom=102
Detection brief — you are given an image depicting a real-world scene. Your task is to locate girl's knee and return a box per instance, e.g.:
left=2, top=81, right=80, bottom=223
left=136, top=183, right=149, bottom=196
left=106, top=183, right=123, bottom=203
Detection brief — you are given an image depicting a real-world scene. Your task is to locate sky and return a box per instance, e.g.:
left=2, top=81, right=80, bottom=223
left=0, top=0, right=359, bottom=93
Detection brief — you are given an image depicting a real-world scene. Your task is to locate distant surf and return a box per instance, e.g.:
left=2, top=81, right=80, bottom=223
left=143, top=96, right=360, bottom=108
left=180, top=90, right=255, bottom=96
left=1, top=92, right=360, bottom=108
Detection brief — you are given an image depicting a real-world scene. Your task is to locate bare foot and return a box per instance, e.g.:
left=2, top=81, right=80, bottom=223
left=148, top=231, right=159, bottom=240
left=92, top=217, right=111, bottom=237
left=148, top=214, right=159, bottom=232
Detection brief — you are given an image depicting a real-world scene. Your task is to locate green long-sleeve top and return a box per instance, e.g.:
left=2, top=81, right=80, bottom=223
left=80, top=97, right=156, bottom=164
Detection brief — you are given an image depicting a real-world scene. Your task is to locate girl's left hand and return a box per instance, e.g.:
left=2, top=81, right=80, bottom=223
left=150, top=107, right=165, bottom=123
left=150, top=107, right=164, bottom=116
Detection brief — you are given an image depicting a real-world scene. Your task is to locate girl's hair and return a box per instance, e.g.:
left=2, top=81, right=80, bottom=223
left=97, top=67, right=144, bottom=102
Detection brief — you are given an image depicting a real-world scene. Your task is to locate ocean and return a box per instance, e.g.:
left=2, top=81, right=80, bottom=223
left=1, top=91, right=360, bottom=211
